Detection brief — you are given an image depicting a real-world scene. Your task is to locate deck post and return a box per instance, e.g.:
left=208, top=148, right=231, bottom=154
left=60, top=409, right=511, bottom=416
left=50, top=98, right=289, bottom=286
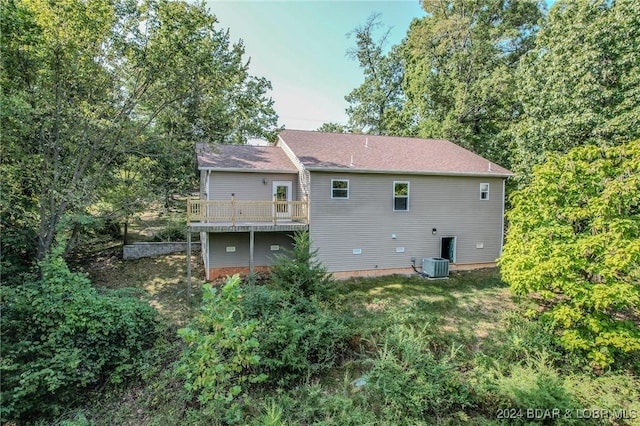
left=249, top=226, right=255, bottom=275
left=186, top=228, right=192, bottom=306
left=231, top=193, right=236, bottom=227
left=273, top=196, right=277, bottom=225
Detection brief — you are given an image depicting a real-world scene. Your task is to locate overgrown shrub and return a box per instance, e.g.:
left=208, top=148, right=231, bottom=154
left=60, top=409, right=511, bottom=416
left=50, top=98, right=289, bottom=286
left=152, top=221, right=186, bottom=242
left=0, top=247, right=159, bottom=423
left=473, top=353, right=581, bottom=424
left=177, top=275, right=266, bottom=424
left=565, top=373, right=640, bottom=419
left=269, top=230, right=333, bottom=298
left=239, top=231, right=352, bottom=386
left=366, top=323, right=475, bottom=422
left=494, top=310, right=566, bottom=364
left=247, top=294, right=352, bottom=386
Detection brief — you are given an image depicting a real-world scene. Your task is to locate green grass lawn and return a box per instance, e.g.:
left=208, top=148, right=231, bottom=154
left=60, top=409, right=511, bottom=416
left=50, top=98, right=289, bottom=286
left=62, top=264, right=639, bottom=426
left=335, top=270, right=515, bottom=349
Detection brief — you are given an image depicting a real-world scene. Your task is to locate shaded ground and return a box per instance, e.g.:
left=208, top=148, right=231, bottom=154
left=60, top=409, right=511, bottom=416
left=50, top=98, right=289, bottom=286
left=72, top=199, right=203, bottom=325
left=79, top=248, right=205, bottom=326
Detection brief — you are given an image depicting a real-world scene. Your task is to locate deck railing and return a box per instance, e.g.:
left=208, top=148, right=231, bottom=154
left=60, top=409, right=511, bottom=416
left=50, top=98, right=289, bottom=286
left=187, top=197, right=308, bottom=225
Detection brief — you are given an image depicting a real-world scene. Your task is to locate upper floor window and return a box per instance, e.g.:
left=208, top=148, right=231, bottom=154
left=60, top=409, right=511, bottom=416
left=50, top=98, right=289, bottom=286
left=393, top=181, right=409, bottom=211
left=331, top=179, right=349, bottom=199
left=480, top=183, right=490, bottom=200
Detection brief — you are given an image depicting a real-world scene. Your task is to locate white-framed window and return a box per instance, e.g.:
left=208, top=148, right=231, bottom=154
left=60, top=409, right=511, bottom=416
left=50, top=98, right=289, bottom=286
left=331, top=179, right=349, bottom=199
left=479, top=183, right=490, bottom=200
left=393, top=181, right=409, bottom=211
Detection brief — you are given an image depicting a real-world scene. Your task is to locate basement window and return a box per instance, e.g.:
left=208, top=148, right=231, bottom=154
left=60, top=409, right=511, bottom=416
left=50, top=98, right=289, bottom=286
left=331, top=179, right=349, bottom=199
left=393, top=181, right=409, bottom=211
left=479, top=183, right=490, bottom=200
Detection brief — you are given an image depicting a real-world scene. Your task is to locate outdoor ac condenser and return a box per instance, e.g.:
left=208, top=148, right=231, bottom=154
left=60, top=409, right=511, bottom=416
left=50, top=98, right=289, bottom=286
left=422, top=257, right=449, bottom=278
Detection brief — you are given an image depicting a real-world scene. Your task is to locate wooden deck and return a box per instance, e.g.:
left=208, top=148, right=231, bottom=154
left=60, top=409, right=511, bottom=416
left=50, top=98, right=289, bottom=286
left=187, top=198, right=309, bottom=232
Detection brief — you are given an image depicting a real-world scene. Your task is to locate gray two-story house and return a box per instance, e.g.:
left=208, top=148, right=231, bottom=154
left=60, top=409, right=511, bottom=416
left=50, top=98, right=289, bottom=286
left=188, top=130, right=512, bottom=280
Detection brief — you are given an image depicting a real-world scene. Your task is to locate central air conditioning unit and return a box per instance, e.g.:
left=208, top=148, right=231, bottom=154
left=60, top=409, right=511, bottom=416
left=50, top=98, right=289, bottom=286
left=422, top=257, right=449, bottom=278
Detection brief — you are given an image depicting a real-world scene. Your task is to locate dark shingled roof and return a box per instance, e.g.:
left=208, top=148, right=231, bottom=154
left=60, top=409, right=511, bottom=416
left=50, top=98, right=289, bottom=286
left=196, top=143, right=297, bottom=172
left=278, top=130, right=513, bottom=177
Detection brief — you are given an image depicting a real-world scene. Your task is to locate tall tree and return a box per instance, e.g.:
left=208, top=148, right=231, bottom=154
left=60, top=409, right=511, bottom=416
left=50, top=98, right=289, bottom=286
left=402, top=0, right=542, bottom=165
left=510, top=0, right=640, bottom=181
left=500, top=140, right=640, bottom=368
left=141, top=1, right=278, bottom=204
left=317, top=122, right=350, bottom=133
left=345, top=14, right=408, bottom=135
left=0, top=0, right=278, bottom=267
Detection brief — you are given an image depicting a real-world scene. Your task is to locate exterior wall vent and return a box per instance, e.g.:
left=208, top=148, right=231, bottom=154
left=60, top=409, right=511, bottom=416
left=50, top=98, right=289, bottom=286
left=422, top=257, right=449, bottom=278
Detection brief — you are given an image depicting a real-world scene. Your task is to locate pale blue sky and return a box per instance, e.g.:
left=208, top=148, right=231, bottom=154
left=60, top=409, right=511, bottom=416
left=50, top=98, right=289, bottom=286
left=203, top=0, right=425, bottom=130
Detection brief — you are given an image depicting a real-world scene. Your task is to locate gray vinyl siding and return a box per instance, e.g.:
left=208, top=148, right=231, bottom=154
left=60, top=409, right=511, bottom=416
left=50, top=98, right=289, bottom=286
left=207, top=232, right=295, bottom=267
left=308, top=172, right=505, bottom=272
left=207, top=172, right=299, bottom=201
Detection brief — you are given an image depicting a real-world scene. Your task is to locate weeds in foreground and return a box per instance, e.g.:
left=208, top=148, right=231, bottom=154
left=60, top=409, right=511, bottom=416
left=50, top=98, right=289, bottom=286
left=49, top=267, right=639, bottom=425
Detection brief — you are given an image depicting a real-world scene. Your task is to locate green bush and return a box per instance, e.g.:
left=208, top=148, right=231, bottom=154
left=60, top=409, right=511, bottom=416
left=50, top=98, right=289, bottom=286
left=473, top=353, right=581, bottom=424
left=249, top=295, right=352, bottom=386
left=177, top=275, right=267, bottom=424
left=365, top=323, right=475, bottom=422
left=269, top=230, right=333, bottom=298
left=238, top=231, right=352, bottom=386
left=565, top=373, right=640, bottom=419
left=500, top=141, right=640, bottom=368
left=494, top=310, right=566, bottom=365
left=0, top=247, right=159, bottom=423
left=152, top=221, right=187, bottom=242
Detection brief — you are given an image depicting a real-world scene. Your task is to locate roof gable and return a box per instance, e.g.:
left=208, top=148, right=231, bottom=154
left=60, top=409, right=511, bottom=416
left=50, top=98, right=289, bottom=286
left=196, top=144, right=297, bottom=172
left=278, top=130, right=512, bottom=177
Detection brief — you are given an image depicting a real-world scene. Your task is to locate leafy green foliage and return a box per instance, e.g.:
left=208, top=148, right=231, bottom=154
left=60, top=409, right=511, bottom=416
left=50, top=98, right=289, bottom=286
left=240, top=231, right=351, bottom=386
left=255, top=383, right=377, bottom=426
left=269, top=230, right=333, bottom=298
left=510, top=0, right=640, bottom=180
left=474, top=353, right=581, bottom=424
left=345, top=13, right=408, bottom=135
left=366, top=324, right=474, bottom=421
left=177, top=275, right=266, bottom=423
left=401, top=0, right=542, bottom=165
left=1, top=0, right=278, bottom=265
left=316, top=122, right=350, bottom=133
left=96, top=156, right=157, bottom=244
left=242, top=288, right=352, bottom=386
left=32, top=267, right=640, bottom=424
left=493, top=309, right=566, bottom=365
left=0, top=246, right=159, bottom=423
left=500, top=141, right=640, bottom=367
left=152, top=221, right=187, bottom=242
